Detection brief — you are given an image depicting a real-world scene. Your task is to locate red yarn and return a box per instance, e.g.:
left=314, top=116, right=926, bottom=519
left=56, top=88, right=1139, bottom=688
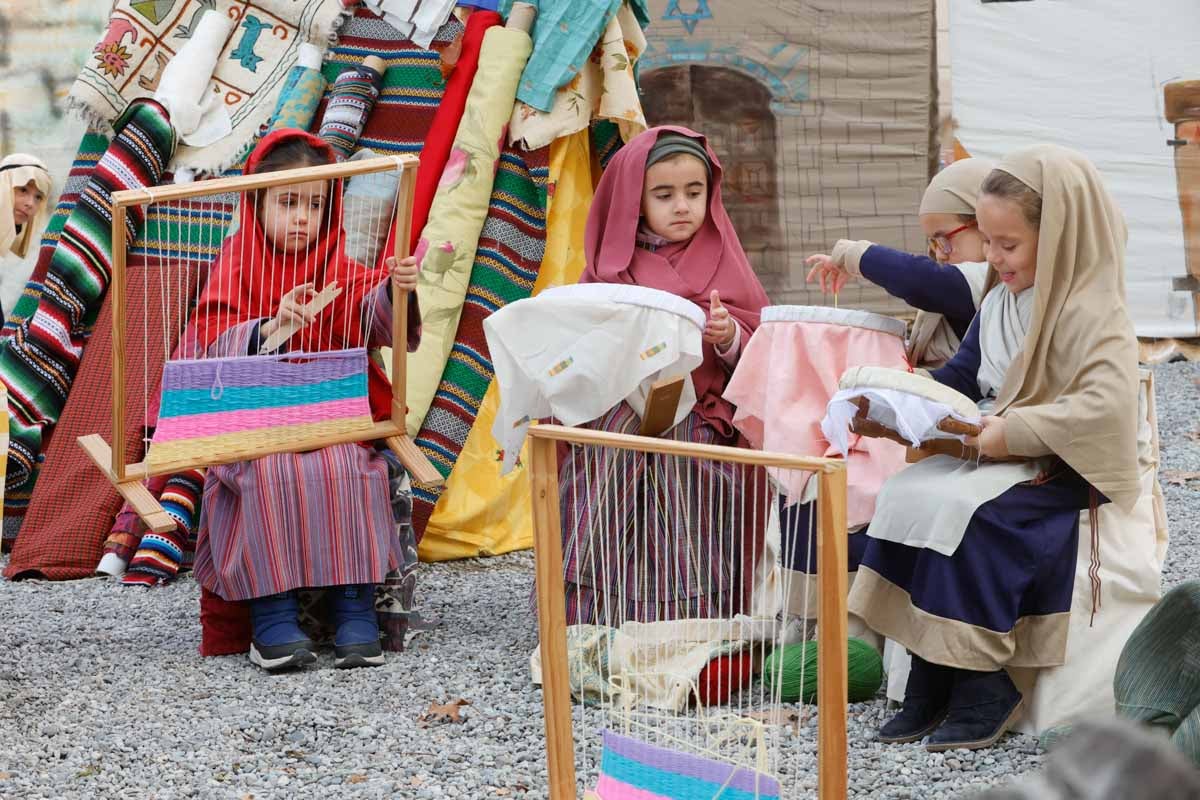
left=695, top=651, right=756, bottom=706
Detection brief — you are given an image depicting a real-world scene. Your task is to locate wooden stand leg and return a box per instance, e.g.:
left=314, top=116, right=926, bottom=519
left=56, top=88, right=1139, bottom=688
left=77, top=434, right=177, bottom=533
left=817, top=468, right=849, bottom=800
left=384, top=434, right=444, bottom=487
left=528, top=435, right=576, bottom=800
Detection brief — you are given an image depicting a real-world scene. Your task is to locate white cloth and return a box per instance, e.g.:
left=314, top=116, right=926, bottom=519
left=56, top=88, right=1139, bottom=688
left=823, top=387, right=981, bottom=454
left=365, top=0, right=456, bottom=49
left=529, top=617, right=776, bottom=713
left=866, top=454, right=1043, bottom=556
left=822, top=365, right=982, bottom=454
left=153, top=10, right=234, bottom=147
left=976, top=285, right=1034, bottom=412
left=486, top=283, right=705, bottom=473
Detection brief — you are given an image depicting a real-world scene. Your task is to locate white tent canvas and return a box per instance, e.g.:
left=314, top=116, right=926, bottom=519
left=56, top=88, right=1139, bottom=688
left=950, top=0, right=1199, bottom=337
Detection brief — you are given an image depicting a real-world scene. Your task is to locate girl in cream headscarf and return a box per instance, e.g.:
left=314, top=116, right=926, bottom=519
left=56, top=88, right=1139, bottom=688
left=806, top=158, right=994, bottom=367
left=0, top=154, right=53, bottom=321
left=848, top=145, right=1141, bottom=752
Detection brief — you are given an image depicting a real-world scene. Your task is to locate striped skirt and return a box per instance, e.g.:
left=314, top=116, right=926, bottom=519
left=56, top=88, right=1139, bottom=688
left=551, top=402, right=758, bottom=627
left=193, top=443, right=402, bottom=602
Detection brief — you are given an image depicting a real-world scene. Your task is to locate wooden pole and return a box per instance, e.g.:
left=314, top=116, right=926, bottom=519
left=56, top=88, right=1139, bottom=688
left=816, top=467, right=849, bottom=800
left=391, top=162, right=416, bottom=427
left=527, top=424, right=841, bottom=472
left=110, top=204, right=127, bottom=481
left=109, top=155, right=419, bottom=208
left=528, top=435, right=576, bottom=800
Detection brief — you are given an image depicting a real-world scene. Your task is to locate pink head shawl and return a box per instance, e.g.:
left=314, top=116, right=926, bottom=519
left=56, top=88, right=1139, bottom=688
left=582, top=125, right=770, bottom=436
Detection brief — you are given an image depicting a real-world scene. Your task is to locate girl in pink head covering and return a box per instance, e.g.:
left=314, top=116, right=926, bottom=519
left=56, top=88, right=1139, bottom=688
left=583, top=125, right=770, bottom=436
left=556, top=126, right=770, bottom=626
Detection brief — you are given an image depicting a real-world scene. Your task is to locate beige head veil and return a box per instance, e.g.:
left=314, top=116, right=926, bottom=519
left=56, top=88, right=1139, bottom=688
left=908, top=157, right=995, bottom=366
left=991, top=144, right=1141, bottom=511
left=0, top=154, right=53, bottom=259
left=918, top=157, right=995, bottom=216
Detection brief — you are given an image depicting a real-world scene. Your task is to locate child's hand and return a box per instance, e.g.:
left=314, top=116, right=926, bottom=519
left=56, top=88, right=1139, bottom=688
left=805, top=253, right=852, bottom=295
left=261, top=283, right=317, bottom=340
left=703, top=290, right=736, bottom=349
left=964, top=415, right=1010, bottom=460
left=386, top=255, right=419, bottom=294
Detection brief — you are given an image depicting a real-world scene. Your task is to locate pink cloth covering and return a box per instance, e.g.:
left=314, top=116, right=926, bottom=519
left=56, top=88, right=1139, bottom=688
left=582, top=125, right=770, bottom=437
left=723, top=308, right=911, bottom=528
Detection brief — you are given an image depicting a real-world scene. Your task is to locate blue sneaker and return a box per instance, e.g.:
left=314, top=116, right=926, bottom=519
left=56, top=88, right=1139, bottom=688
left=331, top=584, right=384, bottom=669
left=248, top=591, right=317, bottom=672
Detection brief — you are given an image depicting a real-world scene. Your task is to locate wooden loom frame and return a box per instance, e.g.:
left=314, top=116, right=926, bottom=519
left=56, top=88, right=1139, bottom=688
left=527, top=424, right=849, bottom=800
left=78, top=155, right=443, bottom=533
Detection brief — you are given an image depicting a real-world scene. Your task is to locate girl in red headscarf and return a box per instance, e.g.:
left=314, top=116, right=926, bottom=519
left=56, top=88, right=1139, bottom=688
left=556, top=126, right=771, bottom=626
left=189, top=129, right=421, bottom=672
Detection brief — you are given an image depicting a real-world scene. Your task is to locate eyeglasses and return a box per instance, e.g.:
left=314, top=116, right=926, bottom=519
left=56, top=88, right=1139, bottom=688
left=929, top=220, right=977, bottom=257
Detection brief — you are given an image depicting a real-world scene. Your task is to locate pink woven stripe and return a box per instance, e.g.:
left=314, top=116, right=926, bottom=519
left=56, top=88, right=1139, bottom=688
left=153, top=398, right=371, bottom=442
left=593, top=776, right=671, bottom=800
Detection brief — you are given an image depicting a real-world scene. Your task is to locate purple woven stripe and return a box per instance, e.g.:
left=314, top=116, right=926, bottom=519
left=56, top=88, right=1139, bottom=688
left=601, top=730, right=781, bottom=795
left=161, top=348, right=368, bottom=391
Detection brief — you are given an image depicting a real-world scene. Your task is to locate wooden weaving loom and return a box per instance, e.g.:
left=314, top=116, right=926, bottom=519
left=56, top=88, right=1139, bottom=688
left=79, top=156, right=442, bottom=532
left=527, top=425, right=851, bottom=799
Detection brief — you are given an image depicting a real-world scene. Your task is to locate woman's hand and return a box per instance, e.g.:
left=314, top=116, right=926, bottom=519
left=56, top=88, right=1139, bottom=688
left=703, top=290, right=736, bottom=349
left=386, top=255, right=419, bottom=294
left=965, top=415, right=1010, bottom=460
left=261, top=282, right=317, bottom=341
left=804, top=253, right=852, bottom=295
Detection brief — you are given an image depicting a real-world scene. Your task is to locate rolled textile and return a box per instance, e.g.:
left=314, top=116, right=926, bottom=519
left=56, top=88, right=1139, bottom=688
left=152, top=9, right=234, bottom=147
left=317, top=56, right=386, bottom=160
left=410, top=143, right=552, bottom=543
left=265, top=42, right=328, bottom=134
left=404, top=24, right=533, bottom=436
left=0, top=99, right=175, bottom=505
left=4, top=256, right=200, bottom=580
left=408, top=9, right=501, bottom=252
left=363, top=0, right=456, bottom=49
left=508, top=2, right=647, bottom=151
left=416, top=131, right=585, bottom=558
left=0, top=132, right=109, bottom=548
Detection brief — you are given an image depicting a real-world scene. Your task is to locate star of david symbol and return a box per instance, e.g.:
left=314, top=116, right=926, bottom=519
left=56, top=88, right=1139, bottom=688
left=662, top=0, right=712, bottom=35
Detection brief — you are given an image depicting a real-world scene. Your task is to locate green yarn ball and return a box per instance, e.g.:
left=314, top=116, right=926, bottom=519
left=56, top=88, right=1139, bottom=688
left=763, top=638, right=884, bottom=703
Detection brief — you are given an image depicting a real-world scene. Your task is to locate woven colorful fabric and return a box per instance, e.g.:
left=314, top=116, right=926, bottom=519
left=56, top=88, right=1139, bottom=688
left=403, top=24, right=533, bottom=437
left=0, top=132, right=110, bottom=546
left=409, top=10, right=500, bottom=252
left=418, top=129, right=595, bottom=561
left=148, top=348, right=376, bottom=468
left=317, top=63, right=384, bottom=160
left=591, top=729, right=781, bottom=800
left=410, top=144, right=550, bottom=538
left=11, top=185, right=233, bottom=564
left=4, top=256, right=201, bottom=580
left=319, top=10, right=461, bottom=157
left=117, top=468, right=204, bottom=586
left=69, top=0, right=345, bottom=173
left=0, top=100, right=175, bottom=524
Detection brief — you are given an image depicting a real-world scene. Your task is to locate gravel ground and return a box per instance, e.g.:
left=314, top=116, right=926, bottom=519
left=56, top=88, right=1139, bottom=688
left=0, top=361, right=1195, bottom=800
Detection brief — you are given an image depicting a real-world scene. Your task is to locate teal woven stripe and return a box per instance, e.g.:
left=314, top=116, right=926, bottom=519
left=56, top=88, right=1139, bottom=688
left=603, top=750, right=777, bottom=800
left=159, top=373, right=366, bottom=419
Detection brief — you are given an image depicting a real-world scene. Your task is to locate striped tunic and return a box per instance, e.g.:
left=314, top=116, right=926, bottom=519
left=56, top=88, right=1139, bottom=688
left=551, top=402, right=758, bottom=627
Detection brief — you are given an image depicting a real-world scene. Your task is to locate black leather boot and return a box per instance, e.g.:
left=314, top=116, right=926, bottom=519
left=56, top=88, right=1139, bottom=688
left=878, top=655, right=954, bottom=744
left=926, top=668, right=1023, bottom=752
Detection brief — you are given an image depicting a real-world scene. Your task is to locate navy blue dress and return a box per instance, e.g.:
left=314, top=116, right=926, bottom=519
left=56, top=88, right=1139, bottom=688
left=783, top=248, right=977, bottom=587
left=849, top=317, right=1099, bottom=670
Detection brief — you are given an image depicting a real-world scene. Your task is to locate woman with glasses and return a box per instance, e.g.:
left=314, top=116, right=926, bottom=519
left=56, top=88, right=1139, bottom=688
left=805, top=158, right=994, bottom=368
